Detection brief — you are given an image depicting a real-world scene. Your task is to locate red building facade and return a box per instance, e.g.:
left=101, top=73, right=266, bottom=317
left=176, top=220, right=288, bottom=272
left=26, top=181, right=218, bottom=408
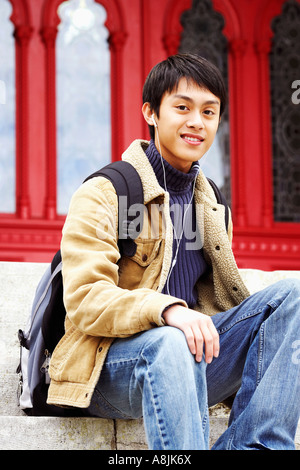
left=0, top=0, right=300, bottom=269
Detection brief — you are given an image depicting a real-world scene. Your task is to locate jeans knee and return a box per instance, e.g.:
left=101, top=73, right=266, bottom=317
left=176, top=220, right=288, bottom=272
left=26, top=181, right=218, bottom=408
left=278, top=278, right=300, bottom=306
left=281, top=277, right=299, bottom=291
left=143, top=325, right=187, bottom=351
left=137, top=326, right=206, bottom=392
left=266, top=278, right=300, bottom=303
left=280, top=277, right=300, bottom=291
left=289, top=278, right=300, bottom=295
left=265, top=278, right=300, bottom=329
left=141, top=326, right=194, bottom=367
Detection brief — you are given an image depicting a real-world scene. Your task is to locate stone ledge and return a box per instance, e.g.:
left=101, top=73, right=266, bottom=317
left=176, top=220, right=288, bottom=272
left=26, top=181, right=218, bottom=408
left=0, top=415, right=231, bottom=450
left=1, top=414, right=298, bottom=450
left=0, top=416, right=115, bottom=450
left=0, top=262, right=299, bottom=450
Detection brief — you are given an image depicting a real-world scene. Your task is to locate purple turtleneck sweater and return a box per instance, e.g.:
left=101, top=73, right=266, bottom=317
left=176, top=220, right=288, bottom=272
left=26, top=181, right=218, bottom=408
left=145, top=140, right=207, bottom=308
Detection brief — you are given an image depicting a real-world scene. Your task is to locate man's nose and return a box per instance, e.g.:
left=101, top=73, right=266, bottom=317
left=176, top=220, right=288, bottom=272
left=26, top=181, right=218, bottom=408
left=186, top=112, right=204, bottom=129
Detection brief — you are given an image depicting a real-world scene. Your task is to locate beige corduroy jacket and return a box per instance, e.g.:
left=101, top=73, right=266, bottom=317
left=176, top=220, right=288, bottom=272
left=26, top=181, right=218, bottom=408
left=47, top=140, right=250, bottom=409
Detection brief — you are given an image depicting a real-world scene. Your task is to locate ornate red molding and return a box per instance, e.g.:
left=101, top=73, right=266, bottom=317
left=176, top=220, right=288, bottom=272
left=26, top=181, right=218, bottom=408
left=233, top=224, right=300, bottom=270
left=0, top=217, right=63, bottom=261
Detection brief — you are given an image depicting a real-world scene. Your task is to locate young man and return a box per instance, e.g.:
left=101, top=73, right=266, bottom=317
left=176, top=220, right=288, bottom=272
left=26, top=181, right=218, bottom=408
left=47, top=54, right=300, bottom=450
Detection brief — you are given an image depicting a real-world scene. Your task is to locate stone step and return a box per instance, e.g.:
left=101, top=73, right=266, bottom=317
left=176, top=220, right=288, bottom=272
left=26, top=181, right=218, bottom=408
left=0, top=261, right=229, bottom=450
left=0, top=415, right=229, bottom=450
left=0, top=416, right=116, bottom=450
left=0, top=262, right=299, bottom=450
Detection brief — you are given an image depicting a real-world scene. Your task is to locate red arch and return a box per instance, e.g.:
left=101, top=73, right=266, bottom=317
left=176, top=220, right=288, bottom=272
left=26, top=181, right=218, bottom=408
left=163, top=0, right=191, bottom=54
left=40, top=0, right=127, bottom=219
left=41, top=0, right=126, bottom=33
left=211, top=0, right=241, bottom=40
left=163, top=0, right=242, bottom=54
left=9, top=0, right=31, bottom=26
left=254, top=0, right=288, bottom=43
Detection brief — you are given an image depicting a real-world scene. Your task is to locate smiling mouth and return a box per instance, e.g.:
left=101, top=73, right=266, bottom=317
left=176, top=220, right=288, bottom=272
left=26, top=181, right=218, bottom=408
left=181, top=134, right=204, bottom=144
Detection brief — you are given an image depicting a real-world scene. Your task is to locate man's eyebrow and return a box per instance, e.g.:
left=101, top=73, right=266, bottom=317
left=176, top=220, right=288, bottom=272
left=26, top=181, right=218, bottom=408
left=172, top=94, right=220, bottom=106
left=203, top=99, right=220, bottom=106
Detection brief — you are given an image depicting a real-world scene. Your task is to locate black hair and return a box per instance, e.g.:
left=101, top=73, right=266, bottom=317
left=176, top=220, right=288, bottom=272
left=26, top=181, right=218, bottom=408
left=142, top=53, right=227, bottom=140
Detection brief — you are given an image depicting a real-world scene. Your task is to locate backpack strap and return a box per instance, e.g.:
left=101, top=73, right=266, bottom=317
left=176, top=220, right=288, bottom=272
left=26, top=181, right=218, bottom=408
left=207, top=178, right=229, bottom=232
left=38, top=162, right=144, bottom=353
left=84, top=161, right=144, bottom=257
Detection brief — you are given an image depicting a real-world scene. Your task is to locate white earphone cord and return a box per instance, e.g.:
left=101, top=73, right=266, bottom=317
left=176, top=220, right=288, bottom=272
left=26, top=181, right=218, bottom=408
left=165, top=175, right=197, bottom=295
left=152, top=115, right=200, bottom=295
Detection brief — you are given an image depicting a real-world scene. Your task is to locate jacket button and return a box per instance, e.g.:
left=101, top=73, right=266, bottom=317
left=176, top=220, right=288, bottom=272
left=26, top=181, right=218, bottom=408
left=142, top=254, right=148, bottom=262
left=215, top=245, right=220, bottom=250
left=98, top=347, right=103, bottom=353
left=232, top=286, right=238, bottom=292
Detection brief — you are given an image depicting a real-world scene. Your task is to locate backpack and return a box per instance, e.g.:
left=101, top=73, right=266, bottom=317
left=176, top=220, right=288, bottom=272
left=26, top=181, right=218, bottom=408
left=17, top=161, right=228, bottom=416
left=17, top=160, right=144, bottom=416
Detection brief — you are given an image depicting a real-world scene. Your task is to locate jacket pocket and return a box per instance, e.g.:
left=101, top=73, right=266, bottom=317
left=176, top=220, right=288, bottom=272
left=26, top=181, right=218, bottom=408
left=130, top=238, right=162, bottom=266
left=118, top=238, right=163, bottom=290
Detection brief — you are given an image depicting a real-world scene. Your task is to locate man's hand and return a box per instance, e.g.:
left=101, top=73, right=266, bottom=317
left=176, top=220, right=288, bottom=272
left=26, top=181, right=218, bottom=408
left=162, top=305, right=219, bottom=363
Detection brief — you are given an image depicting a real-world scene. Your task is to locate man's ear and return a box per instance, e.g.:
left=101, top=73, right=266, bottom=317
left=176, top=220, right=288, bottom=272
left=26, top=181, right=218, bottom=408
left=142, top=102, right=155, bottom=126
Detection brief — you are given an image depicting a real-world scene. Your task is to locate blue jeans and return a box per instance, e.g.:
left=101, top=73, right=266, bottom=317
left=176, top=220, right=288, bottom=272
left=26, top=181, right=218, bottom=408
left=86, top=279, right=300, bottom=450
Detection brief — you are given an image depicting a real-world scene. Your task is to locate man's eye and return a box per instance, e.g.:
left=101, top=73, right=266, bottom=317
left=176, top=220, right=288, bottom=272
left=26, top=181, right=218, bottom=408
left=177, top=105, right=188, bottom=111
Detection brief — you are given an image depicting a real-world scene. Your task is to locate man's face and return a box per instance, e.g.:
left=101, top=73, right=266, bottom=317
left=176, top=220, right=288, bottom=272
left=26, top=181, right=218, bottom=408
left=143, top=78, right=221, bottom=173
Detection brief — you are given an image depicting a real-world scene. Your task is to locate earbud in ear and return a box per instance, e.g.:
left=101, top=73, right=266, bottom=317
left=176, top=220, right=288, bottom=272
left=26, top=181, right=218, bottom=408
left=151, top=114, right=157, bottom=128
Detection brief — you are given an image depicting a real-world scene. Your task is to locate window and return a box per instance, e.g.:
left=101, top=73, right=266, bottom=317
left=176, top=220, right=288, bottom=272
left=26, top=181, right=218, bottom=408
left=0, top=0, right=15, bottom=213
left=56, top=0, right=111, bottom=214
left=179, top=0, right=230, bottom=203
left=270, top=0, right=300, bottom=222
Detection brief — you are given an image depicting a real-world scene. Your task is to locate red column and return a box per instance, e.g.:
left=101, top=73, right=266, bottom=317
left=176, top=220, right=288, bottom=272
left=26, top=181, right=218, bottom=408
left=14, top=24, right=32, bottom=219
left=254, top=38, right=274, bottom=228
left=228, top=38, right=248, bottom=227
left=40, top=25, right=58, bottom=220
left=109, top=30, right=127, bottom=161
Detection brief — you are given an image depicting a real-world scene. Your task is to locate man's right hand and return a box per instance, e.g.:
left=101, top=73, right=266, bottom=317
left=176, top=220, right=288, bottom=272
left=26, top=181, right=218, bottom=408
left=162, top=305, right=220, bottom=364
